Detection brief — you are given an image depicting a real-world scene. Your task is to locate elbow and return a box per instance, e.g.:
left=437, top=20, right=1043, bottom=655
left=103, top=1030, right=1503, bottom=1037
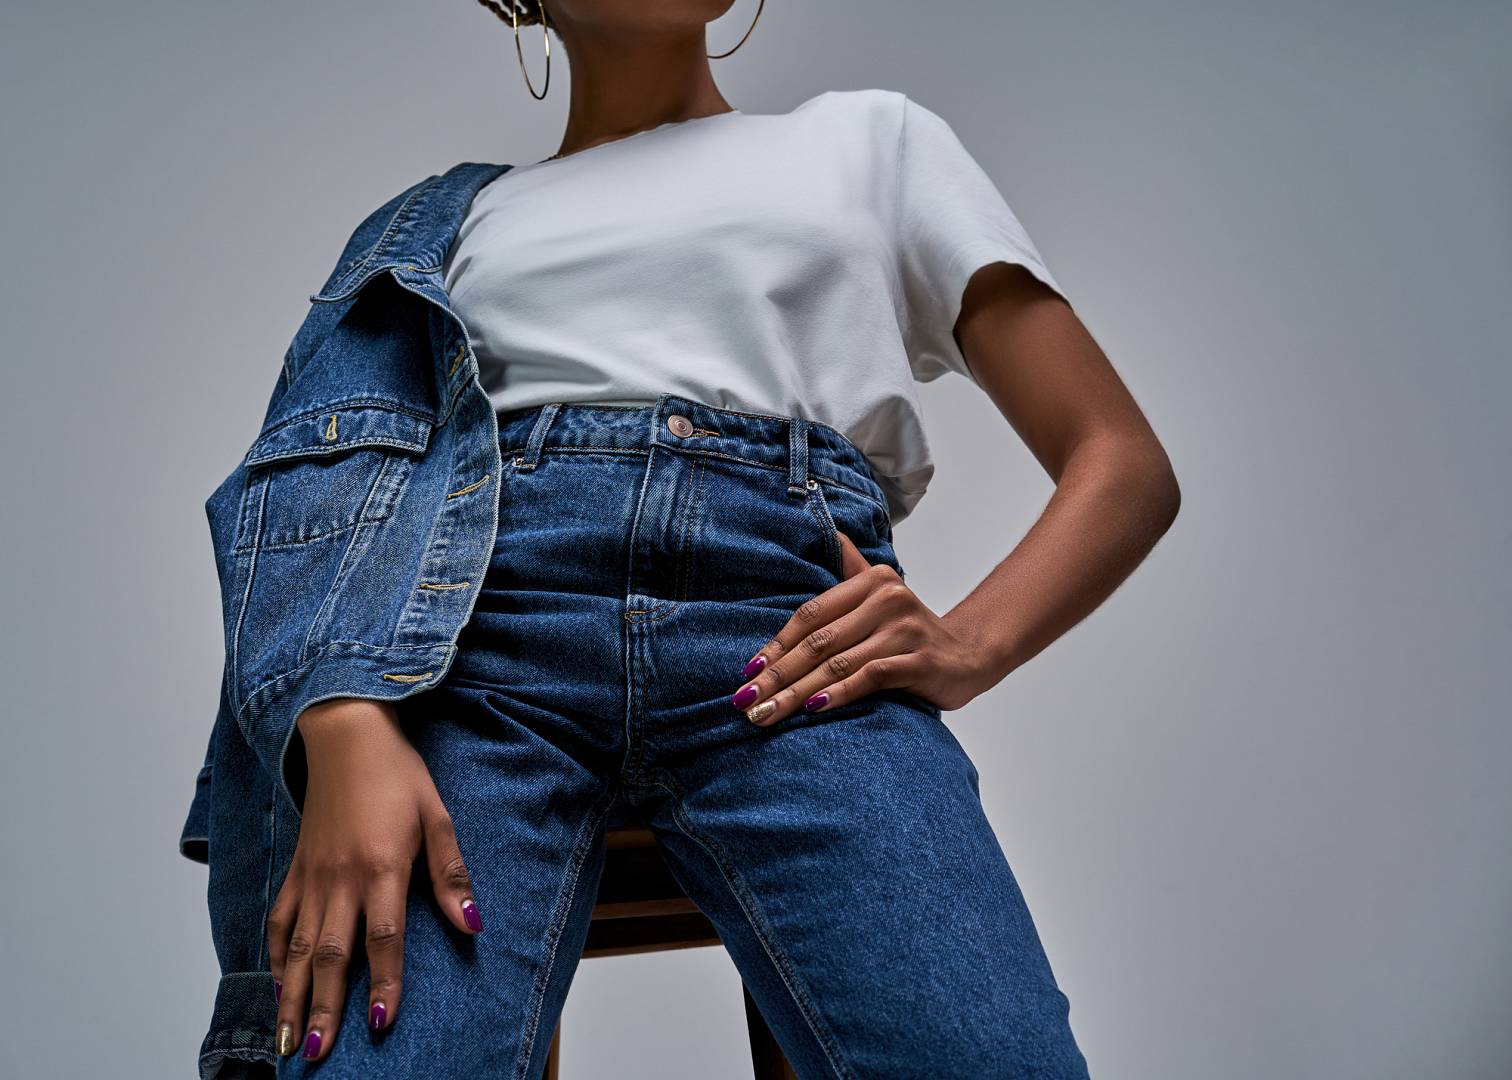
left=1144, top=450, right=1182, bottom=535
left=1108, top=435, right=1180, bottom=535
left=1157, top=468, right=1182, bottom=533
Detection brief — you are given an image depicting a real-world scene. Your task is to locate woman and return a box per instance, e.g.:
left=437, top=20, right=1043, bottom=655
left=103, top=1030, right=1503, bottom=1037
left=256, top=0, right=1179, bottom=1075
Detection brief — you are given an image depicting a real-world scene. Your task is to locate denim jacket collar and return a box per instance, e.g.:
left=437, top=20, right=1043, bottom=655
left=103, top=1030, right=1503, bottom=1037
left=308, top=161, right=514, bottom=304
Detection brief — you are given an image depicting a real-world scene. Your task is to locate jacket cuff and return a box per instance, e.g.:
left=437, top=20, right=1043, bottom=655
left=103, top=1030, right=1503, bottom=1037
left=196, top=971, right=277, bottom=1079
left=237, top=640, right=456, bottom=815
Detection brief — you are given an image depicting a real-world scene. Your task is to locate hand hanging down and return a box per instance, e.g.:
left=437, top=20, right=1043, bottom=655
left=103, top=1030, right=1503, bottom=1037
left=730, top=530, right=993, bottom=726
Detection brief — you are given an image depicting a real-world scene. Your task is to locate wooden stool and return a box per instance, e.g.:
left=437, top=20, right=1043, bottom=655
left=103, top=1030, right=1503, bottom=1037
left=542, top=824, right=798, bottom=1080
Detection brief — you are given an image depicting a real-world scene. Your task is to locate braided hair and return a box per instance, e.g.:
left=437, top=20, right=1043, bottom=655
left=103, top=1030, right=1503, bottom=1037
left=474, top=0, right=552, bottom=30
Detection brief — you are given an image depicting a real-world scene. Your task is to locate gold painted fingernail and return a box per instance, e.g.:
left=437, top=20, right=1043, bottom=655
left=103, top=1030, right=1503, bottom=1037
left=746, top=699, right=777, bottom=724
left=276, top=1021, right=298, bottom=1056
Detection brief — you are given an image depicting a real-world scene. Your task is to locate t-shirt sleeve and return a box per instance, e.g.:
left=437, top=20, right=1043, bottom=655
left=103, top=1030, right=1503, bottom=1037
left=893, top=94, right=1069, bottom=384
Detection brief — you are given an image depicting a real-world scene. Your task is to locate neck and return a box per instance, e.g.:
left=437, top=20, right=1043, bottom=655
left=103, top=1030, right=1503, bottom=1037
left=543, top=19, right=737, bottom=159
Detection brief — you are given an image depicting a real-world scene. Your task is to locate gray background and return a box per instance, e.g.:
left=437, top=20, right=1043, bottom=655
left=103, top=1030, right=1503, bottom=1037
left=2, top=1, right=1508, bottom=1077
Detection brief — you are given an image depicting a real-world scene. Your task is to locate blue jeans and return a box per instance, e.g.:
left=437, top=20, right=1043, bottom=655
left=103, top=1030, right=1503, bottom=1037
left=276, top=395, right=1090, bottom=1079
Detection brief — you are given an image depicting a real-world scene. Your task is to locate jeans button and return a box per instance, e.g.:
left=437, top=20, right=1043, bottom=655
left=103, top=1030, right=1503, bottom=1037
left=667, top=414, right=693, bottom=438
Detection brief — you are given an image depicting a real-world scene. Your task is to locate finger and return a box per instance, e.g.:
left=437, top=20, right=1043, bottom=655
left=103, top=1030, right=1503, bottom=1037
left=421, top=792, right=482, bottom=936
left=752, top=632, right=918, bottom=728
left=266, top=871, right=302, bottom=1006
left=808, top=651, right=933, bottom=721
left=365, top=866, right=409, bottom=1033
left=301, top=885, right=360, bottom=1061
left=732, top=562, right=896, bottom=708
left=734, top=564, right=906, bottom=721
left=274, top=890, right=324, bottom=1057
left=834, top=527, right=873, bottom=578
left=743, top=598, right=882, bottom=725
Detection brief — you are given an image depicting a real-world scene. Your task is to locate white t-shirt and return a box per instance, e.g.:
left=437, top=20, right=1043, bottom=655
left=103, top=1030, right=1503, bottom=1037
left=443, top=87, right=1068, bottom=524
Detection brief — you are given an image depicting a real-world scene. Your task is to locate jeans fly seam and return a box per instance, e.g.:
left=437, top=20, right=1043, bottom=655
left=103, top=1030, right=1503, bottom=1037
left=620, top=445, right=660, bottom=783
left=510, top=786, right=615, bottom=1080
left=624, top=617, right=651, bottom=783
left=650, top=774, right=857, bottom=1080
left=676, top=459, right=705, bottom=607
left=630, top=455, right=707, bottom=622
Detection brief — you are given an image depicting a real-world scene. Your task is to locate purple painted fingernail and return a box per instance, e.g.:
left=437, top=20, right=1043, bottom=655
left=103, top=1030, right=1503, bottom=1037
left=731, top=684, right=759, bottom=710
left=804, top=692, right=829, bottom=712
left=273, top=978, right=282, bottom=1003
left=302, top=1029, right=322, bottom=1059
left=369, top=1001, right=387, bottom=1031
left=461, top=898, right=484, bottom=932
left=741, top=654, right=768, bottom=680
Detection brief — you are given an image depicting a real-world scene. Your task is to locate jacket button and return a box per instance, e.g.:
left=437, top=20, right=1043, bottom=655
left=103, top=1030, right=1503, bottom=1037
left=667, top=414, right=693, bottom=438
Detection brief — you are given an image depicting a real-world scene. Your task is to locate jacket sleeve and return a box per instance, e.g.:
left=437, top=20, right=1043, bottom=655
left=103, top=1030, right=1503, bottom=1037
left=206, top=172, right=452, bottom=821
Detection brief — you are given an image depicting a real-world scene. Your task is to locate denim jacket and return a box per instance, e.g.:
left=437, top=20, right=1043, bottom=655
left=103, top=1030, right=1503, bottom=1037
left=177, top=160, right=514, bottom=1078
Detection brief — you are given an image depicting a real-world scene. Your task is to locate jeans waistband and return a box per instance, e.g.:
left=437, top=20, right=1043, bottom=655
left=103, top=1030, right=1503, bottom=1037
left=495, top=393, right=888, bottom=511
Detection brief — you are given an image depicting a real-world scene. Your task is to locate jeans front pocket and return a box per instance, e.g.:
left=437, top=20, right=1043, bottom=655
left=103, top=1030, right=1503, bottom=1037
left=805, top=475, right=902, bottom=581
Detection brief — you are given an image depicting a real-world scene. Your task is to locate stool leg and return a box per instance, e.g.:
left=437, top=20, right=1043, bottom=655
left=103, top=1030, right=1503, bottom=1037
left=743, top=982, right=799, bottom=1080
left=544, top=1016, right=561, bottom=1080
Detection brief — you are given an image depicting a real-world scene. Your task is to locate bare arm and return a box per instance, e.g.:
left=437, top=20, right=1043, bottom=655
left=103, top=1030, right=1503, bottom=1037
left=941, top=261, right=1181, bottom=683
left=729, top=263, right=1180, bottom=723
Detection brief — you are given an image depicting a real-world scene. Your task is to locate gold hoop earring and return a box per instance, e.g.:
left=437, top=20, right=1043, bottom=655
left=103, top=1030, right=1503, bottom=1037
left=513, top=2, right=552, bottom=100
left=707, top=0, right=764, bottom=59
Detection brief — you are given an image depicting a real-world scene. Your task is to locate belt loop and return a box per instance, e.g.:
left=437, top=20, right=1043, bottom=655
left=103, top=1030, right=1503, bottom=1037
left=517, top=402, right=562, bottom=472
left=787, top=415, right=810, bottom=497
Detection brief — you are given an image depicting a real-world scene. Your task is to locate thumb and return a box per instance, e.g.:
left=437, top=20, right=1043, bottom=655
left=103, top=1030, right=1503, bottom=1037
left=420, top=793, right=483, bottom=935
left=836, top=528, right=872, bottom=579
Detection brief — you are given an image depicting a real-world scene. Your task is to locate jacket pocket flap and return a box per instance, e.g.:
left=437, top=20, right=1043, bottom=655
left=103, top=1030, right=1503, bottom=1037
left=245, top=401, right=434, bottom=468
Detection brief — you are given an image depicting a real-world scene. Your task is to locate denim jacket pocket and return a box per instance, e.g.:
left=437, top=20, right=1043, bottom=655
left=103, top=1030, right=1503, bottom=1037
left=235, top=400, right=434, bottom=551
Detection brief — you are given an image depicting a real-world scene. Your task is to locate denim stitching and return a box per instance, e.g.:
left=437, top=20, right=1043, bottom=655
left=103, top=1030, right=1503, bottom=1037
left=501, top=444, right=888, bottom=516
left=322, top=180, right=435, bottom=298
left=648, top=774, right=856, bottom=1080
left=500, top=444, right=648, bottom=461
left=235, top=446, right=413, bottom=550
left=301, top=457, right=400, bottom=661
left=259, top=771, right=276, bottom=970
left=246, top=435, right=431, bottom=468
left=679, top=448, right=888, bottom=515
left=510, top=787, right=616, bottom=1080
left=253, top=398, right=437, bottom=435
left=241, top=520, right=361, bottom=552
left=236, top=640, right=451, bottom=729
left=804, top=486, right=843, bottom=580
left=227, top=475, right=268, bottom=717
left=198, top=1045, right=275, bottom=1079
left=626, top=455, right=707, bottom=622
left=676, top=459, right=707, bottom=607
left=622, top=600, right=656, bottom=787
